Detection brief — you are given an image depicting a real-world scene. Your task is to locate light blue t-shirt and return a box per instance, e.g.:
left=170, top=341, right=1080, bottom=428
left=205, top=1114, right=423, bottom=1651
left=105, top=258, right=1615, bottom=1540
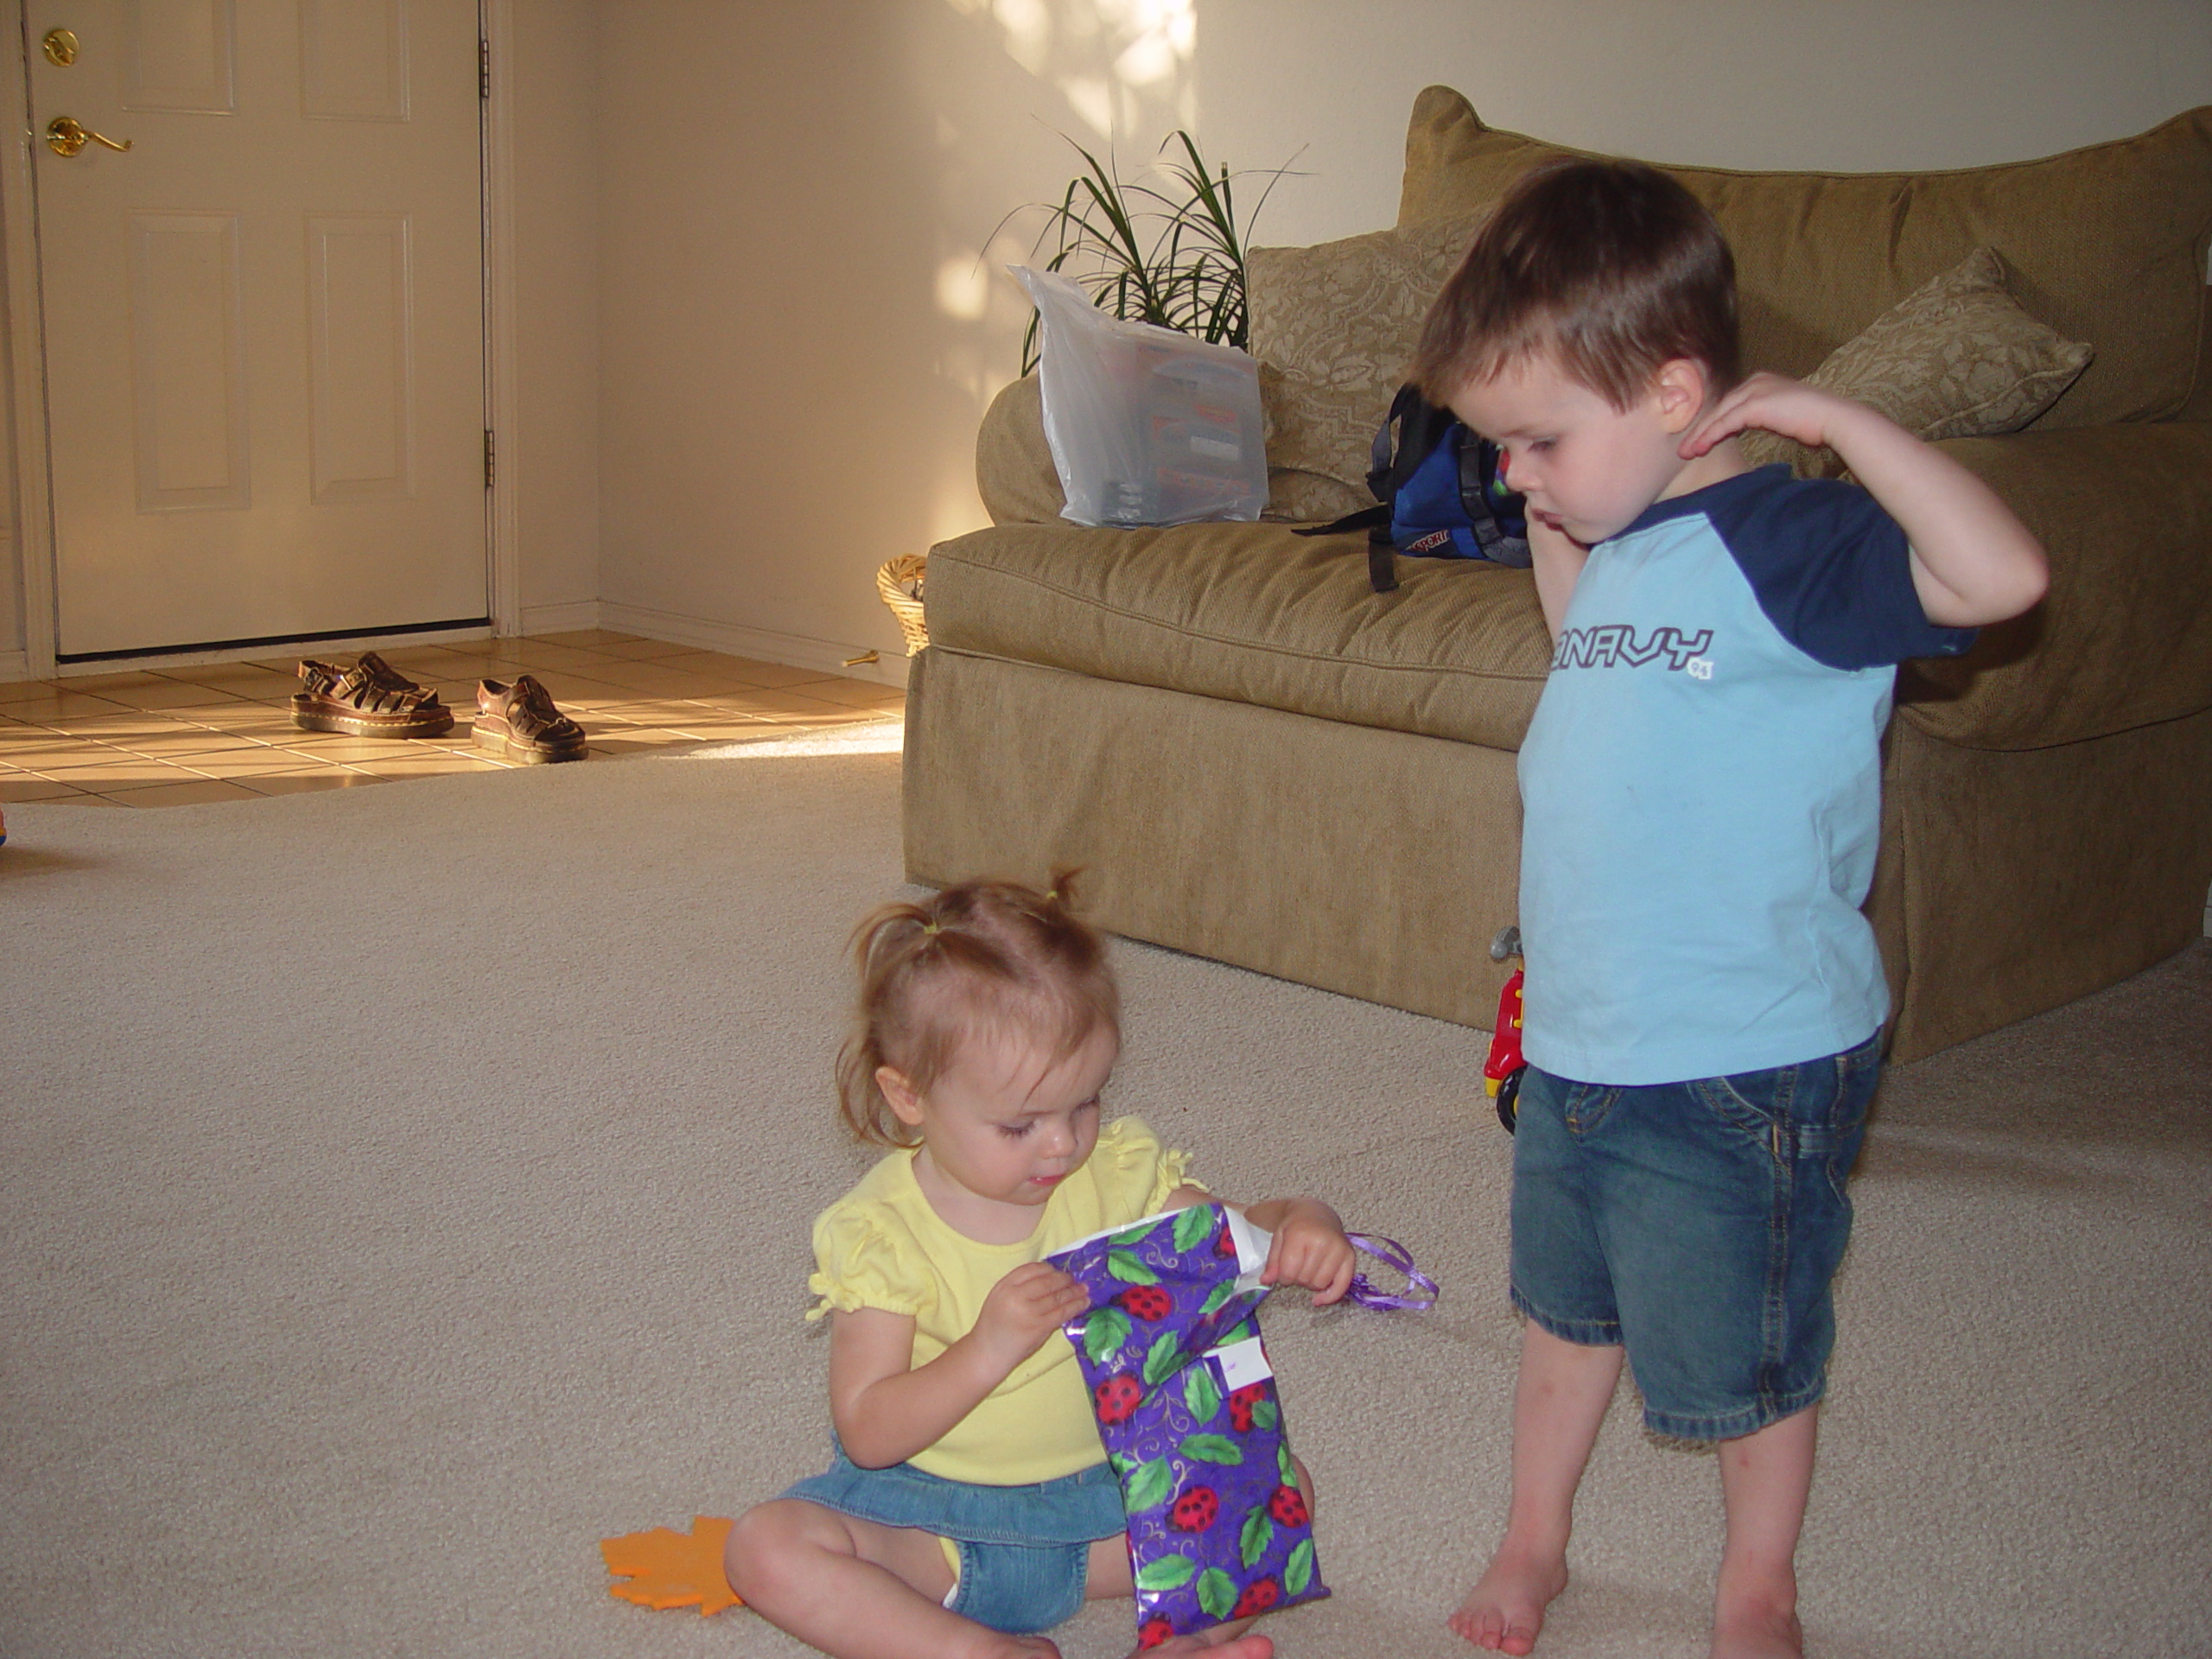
left=1516, top=465, right=1975, bottom=1085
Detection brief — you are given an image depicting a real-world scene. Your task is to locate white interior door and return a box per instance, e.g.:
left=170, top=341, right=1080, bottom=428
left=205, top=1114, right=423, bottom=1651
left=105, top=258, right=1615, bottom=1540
left=31, top=0, right=486, bottom=660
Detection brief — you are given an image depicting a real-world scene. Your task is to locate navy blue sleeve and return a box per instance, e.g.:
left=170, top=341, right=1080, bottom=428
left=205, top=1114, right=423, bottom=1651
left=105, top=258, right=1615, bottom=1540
left=1708, top=469, right=1978, bottom=671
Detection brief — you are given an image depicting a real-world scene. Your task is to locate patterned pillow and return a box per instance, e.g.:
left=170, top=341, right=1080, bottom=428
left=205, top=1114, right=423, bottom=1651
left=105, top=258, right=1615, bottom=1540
left=1740, top=247, right=2094, bottom=477
left=1247, top=213, right=1482, bottom=520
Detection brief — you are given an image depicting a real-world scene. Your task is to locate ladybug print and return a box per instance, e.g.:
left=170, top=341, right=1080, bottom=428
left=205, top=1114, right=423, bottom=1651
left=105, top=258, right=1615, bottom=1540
left=1169, top=1485, right=1219, bottom=1532
left=1095, top=1374, right=1142, bottom=1425
left=1137, top=1616, right=1176, bottom=1649
left=1227, top=1382, right=1268, bottom=1432
left=1232, top=1578, right=1282, bottom=1618
left=1116, top=1284, right=1173, bottom=1321
left=1268, top=1483, right=1310, bottom=1527
left=1216, top=1223, right=1237, bottom=1257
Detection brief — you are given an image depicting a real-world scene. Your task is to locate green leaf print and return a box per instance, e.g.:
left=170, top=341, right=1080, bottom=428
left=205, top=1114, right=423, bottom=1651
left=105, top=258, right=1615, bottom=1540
left=1285, top=1538, right=1315, bottom=1597
left=1217, top=1320, right=1255, bottom=1349
left=1239, top=1505, right=1274, bottom=1569
left=1173, top=1204, right=1216, bottom=1254
left=1253, top=1397, right=1279, bottom=1432
left=1123, top=1457, right=1174, bottom=1513
left=1107, top=1247, right=1161, bottom=1285
left=1197, top=1280, right=1237, bottom=1318
left=1135, top=1553, right=1198, bottom=1592
left=1180, top=1433, right=1244, bottom=1465
left=1084, top=1306, right=1132, bottom=1364
left=1197, top=1567, right=1239, bottom=1621
left=1184, top=1361, right=1222, bottom=1423
left=1142, top=1331, right=1185, bottom=1388
left=1277, top=1443, right=1297, bottom=1484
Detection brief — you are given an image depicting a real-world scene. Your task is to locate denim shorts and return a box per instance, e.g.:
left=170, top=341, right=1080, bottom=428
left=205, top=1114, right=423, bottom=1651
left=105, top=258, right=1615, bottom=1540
left=1510, top=1032, right=1881, bottom=1441
left=780, top=1444, right=1125, bottom=1634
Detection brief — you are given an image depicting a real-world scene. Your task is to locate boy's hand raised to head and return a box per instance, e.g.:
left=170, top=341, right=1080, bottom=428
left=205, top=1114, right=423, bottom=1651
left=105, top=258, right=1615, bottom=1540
left=1677, top=371, right=1848, bottom=458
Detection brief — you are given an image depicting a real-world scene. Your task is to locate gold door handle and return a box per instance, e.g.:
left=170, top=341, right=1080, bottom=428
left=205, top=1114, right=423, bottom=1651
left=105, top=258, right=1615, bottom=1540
left=47, top=117, right=132, bottom=157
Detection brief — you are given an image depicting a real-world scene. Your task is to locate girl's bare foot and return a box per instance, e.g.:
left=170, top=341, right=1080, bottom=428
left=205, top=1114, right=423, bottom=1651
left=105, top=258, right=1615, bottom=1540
left=1449, top=1544, right=1567, bottom=1654
left=1126, top=1630, right=1274, bottom=1659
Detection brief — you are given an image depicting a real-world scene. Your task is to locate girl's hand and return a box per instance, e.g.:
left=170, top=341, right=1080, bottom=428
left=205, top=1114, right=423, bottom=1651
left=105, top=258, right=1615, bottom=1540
left=1679, top=371, right=1857, bottom=458
left=969, top=1261, right=1090, bottom=1368
left=1252, top=1198, right=1357, bottom=1306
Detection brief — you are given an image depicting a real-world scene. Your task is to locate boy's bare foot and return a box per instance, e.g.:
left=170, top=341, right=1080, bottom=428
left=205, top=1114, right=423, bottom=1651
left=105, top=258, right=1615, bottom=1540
left=1711, top=1590, right=1802, bottom=1659
left=1449, top=1545, right=1567, bottom=1654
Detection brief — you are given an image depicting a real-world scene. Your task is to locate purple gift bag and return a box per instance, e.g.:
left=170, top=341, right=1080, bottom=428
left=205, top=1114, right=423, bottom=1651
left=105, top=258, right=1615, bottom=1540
left=1048, top=1204, right=1435, bottom=1648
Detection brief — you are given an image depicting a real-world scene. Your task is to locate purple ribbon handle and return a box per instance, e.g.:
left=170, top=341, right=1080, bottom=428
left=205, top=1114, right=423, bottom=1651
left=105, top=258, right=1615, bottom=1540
left=1341, top=1232, right=1439, bottom=1312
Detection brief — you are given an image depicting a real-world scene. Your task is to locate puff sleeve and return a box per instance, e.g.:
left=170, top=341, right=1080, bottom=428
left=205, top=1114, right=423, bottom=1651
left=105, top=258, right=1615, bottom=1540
left=806, top=1200, right=931, bottom=1323
left=1089, top=1116, right=1203, bottom=1223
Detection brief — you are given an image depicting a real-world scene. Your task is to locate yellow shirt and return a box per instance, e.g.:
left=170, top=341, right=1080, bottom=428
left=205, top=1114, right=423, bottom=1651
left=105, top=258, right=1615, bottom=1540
left=807, top=1116, right=1193, bottom=1484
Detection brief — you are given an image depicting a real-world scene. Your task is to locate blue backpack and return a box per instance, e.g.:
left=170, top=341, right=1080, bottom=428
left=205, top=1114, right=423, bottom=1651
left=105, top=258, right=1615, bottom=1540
left=1296, top=384, right=1529, bottom=592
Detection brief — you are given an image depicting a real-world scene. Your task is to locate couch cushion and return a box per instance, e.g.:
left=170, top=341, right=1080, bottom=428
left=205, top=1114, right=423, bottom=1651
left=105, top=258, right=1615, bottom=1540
left=1395, top=86, right=2212, bottom=429
left=925, top=520, right=1552, bottom=752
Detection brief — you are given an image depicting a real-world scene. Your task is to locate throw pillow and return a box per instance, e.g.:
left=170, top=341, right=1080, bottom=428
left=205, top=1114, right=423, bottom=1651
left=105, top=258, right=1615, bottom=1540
left=1247, top=213, right=1482, bottom=520
left=1739, top=246, right=2094, bottom=477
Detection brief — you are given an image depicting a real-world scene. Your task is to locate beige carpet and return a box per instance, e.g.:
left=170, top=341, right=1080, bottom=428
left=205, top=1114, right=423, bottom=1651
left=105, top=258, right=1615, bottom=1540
left=3, top=744, right=2207, bottom=1659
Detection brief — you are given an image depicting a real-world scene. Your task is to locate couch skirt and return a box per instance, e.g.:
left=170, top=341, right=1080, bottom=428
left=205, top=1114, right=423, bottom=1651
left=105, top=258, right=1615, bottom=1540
left=907, top=648, right=2212, bottom=1065
left=903, top=646, right=1523, bottom=1029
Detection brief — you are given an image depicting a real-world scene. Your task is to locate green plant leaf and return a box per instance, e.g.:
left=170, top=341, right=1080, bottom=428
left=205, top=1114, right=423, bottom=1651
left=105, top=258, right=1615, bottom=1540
left=1123, top=1457, right=1174, bottom=1514
left=1084, top=1306, right=1131, bottom=1363
left=1240, top=1506, right=1274, bottom=1569
left=1253, top=1398, right=1279, bottom=1432
left=1107, top=1248, right=1160, bottom=1286
left=1135, top=1553, right=1197, bottom=1592
left=1184, top=1361, right=1221, bottom=1423
left=1286, top=1538, right=1315, bottom=1597
left=1142, top=1331, right=1185, bottom=1388
left=1197, top=1280, right=1237, bottom=1318
left=1197, top=1567, right=1239, bottom=1621
left=1181, top=1433, right=1244, bottom=1465
left=1277, top=1443, right=1297, bottom=1484
left=1173, top=1204, right=1216, bottom=1254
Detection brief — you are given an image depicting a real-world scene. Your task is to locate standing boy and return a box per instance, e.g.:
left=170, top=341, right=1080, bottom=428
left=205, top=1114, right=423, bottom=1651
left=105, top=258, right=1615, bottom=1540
left=1414, top=160, right=2048, bottom=1659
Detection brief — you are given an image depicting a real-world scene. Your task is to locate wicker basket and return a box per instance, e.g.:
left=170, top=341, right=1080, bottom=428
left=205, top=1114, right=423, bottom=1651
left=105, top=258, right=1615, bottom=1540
left=876, top=554, right=929, bottom=655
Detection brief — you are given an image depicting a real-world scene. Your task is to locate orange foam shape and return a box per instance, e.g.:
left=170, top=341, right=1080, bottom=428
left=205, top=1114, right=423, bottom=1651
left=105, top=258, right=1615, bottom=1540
left=601, top=1514, right=742, bottom=1614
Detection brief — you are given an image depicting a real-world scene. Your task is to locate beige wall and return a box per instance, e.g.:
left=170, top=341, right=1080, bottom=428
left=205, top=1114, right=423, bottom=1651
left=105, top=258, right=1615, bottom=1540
left=507, top=0, right=603, bottom=630
left=579, top=0, right=2212, bottom=679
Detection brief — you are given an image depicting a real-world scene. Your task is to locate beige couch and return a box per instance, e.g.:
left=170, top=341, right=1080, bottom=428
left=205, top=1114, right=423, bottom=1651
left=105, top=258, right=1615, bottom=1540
left=904, top=88, right=2212, bottom=1064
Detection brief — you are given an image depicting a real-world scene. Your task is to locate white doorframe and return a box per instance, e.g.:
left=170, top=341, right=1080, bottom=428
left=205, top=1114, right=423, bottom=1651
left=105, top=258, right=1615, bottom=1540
left=0, top=0, right=522, bottom=681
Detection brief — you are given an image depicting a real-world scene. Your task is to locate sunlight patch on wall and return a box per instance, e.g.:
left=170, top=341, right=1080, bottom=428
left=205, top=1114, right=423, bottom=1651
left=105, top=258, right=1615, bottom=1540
left=943, top=0, right=1196, bottom=136
left=936, top=254, right=993, bottom=321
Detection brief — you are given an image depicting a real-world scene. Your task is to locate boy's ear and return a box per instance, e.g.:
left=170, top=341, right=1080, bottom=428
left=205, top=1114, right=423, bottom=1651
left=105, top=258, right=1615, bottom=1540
left=1652, top=359, right=1709, bottom=434
left=877, top=1064, right=926, bottom=1128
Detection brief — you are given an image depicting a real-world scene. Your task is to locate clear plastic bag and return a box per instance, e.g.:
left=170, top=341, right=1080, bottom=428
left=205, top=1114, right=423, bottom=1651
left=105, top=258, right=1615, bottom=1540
left=1012, top=266, right=1268, bottom=528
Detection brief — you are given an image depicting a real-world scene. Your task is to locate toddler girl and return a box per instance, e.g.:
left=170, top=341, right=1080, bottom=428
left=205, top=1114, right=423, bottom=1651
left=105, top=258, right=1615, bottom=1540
left=725, top=875, right=1354, bottom=1659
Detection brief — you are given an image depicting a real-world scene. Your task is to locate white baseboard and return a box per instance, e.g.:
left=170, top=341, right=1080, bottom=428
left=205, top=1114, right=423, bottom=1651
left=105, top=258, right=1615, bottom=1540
left=598, top=601, right=912, bottom=690
left=518, top=600, right=603, bottom=636
left=0, top=648, right=28, bottom=683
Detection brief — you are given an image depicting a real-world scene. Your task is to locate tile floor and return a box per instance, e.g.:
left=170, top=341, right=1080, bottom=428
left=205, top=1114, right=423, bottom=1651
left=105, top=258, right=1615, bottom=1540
left=0, top=631, right=906, bottom=809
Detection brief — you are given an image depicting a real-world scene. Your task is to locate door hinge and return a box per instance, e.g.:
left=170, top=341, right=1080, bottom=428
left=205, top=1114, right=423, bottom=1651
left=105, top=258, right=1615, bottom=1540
left=479, top=36, right=490, bottom=100
left=483, top=429, right=496, bottom=488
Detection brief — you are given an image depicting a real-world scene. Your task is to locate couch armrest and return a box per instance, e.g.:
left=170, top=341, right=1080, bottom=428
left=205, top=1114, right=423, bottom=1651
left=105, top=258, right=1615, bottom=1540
left=1899, top=422, right=2212, bottom=749
left=976, top=374, right=1067, bottom=526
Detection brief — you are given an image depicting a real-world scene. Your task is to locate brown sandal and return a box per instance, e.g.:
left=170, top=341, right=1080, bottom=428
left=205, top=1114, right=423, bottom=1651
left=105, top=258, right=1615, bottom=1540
left=474, top=675, right=587, bottom=764
left=290, top=652, right=454, bottom=738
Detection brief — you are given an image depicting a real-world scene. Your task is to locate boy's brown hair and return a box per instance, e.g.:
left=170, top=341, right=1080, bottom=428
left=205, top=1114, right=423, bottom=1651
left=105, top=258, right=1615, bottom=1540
left=1413, top=157, right=1740, bottom=411
left=835, top=872, right=1119, bottom=1147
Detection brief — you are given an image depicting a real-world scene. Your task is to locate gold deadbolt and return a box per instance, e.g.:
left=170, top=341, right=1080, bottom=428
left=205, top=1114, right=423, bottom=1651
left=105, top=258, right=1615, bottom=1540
left=42, top=29, right=78, bottom=67
left=46, top=116, right=132, bottom=157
